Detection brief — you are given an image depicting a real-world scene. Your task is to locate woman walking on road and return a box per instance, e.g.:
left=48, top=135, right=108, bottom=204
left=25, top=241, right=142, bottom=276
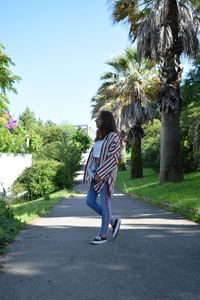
left=84, top=110, right=121, bottom=245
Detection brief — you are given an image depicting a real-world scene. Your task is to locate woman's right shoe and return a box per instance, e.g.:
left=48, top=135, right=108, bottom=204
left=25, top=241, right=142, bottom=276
left=91, top=235, right=107, bottom=245
left=112, top=219, right=121, bottom=239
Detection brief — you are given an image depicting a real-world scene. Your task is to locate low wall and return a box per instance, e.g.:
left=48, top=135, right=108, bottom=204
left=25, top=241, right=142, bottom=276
left=0, top=153, right=32, bottom=194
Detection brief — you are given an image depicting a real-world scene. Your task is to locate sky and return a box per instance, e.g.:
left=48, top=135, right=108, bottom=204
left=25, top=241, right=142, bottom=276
left=0, top=0, right=192, bottom=126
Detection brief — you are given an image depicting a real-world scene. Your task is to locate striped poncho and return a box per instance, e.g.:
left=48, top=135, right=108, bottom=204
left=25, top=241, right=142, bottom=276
left=83, top=132, right=121, bottom=196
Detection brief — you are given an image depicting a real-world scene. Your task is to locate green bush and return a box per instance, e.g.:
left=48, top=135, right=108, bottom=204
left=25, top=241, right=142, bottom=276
left=14, top=139, right=83, bottom=200
left=0, top=200, right=22, bottom=251
left=142, top=119, right=160, bottom=171
left=71, top=129, right=92, bottom=153
left=0, top=126, right=25, bottom=153
left=43, top=140, right=82, bottom=188
left=34, top=124, right=76, bottom=145
left=180, top=59, right=200, bottom=172
left=181, top=102, right=200, bottom=173
left=15, top=160, right=61, bottom=200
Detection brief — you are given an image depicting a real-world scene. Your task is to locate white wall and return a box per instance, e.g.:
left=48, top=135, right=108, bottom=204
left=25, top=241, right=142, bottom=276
left=0, top=153, right=32, bottom=194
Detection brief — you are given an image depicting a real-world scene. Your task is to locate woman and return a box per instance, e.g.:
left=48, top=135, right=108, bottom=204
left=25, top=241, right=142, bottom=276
left=84, top=110, right=121, bottom=245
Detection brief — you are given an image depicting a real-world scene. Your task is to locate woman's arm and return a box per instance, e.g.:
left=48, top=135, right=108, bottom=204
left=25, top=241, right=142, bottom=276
left=95, top=134, right=121, bottom=181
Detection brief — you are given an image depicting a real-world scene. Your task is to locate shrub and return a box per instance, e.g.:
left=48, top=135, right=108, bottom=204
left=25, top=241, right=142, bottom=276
left=71, top=129, right=92, bottom=153
left=43, top=140, right=82, bottom=188
left=181, top=102, right=200, bottom=173
left=0, top=200, right=22, bottom=251
left=15, top=160, right=61, bottom=200
left=10, top=182, right=26, bottom=203
left=0, top=126, right=25, bottom=153
left=142, top=119, right=160, bottom=171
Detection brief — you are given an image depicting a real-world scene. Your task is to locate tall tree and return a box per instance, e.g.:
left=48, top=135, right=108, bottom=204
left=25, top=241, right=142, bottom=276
left=109, top=0, right=200, bottom=182
left=19, top=107, right=37, bottom=131
left=92, top=48, right=159, bottom=178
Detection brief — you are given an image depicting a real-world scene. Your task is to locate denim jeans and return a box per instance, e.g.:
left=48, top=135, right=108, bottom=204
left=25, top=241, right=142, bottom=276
left=86, top=163, right=114, bottom=235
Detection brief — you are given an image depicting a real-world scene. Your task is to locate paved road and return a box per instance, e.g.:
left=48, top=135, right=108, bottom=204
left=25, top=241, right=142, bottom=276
left=0, top=169, right=200, bottom=300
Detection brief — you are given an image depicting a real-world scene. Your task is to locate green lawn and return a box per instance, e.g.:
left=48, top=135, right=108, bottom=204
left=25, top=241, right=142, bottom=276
left=116, top=167, right=200, bottom=223
left=11, top=189, right=79, bottom=224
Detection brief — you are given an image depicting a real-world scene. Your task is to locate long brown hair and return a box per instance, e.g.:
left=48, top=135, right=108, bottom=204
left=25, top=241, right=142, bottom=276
left=95, top=110, right=118, bottom=141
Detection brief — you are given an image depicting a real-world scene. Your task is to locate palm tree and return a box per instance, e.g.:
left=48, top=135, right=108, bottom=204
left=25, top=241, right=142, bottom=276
left=92, top=48, right=159, bottom=178
left=109, top=0, right=200, bottom=182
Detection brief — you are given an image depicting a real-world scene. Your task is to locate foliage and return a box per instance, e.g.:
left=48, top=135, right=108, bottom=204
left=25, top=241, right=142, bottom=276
left=10, top=181, right=26, bottom=203
left=34, top=123, right=76, bottom=145
left=142, top=119, right=160, bottom=171
left=14, top=160, right=62, bottom=200
left=181, top=102, right=200, bottom=172
left=25, top=130, right=43, bottom=153
left=18, top=107, right=38, bottom=131
left=0, top=109, right=18, bottom=131
left=0, top=200, right=22, bottom=251
left=0, top=43, right=21, bottom=94
left=108, top=0, right=200, bottom=60
left=109, top=0, right=200, bottom=182
left=0, top=109, right=42, bottom=154
left=41, top=140, right=83, bottom=188
left=181, top=58, right=200, bottom=106
left=91, top=48, right=159, bottom=179
left=181, top=59, right=200, bottom=172
left=116, top=167, right=200, bottom=223
left=45, top=119, right=56, bottom=127
left=0, top=93, right=9, bottom=112
left=14, top=138, right=84, bottom=200
left=0, top=125, right=25, bottom=153
left=92, top=48, right=159, bottom=129
left=11, top=189, right=78, bottom=224
left=71, top=129, right=92, bottom=153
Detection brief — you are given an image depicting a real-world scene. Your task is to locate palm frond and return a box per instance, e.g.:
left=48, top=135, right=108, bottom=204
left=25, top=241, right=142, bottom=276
left=178, top=2, right=200, bottom=58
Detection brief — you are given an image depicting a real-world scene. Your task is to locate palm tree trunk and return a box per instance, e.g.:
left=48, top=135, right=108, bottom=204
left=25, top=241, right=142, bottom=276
left=160, top=111, right=183, bottom=182
left=118, top=140, right=127, bottom=170
left=131, top=137, right=143, bottom=178
left=159, top=0, right=184, bottom=183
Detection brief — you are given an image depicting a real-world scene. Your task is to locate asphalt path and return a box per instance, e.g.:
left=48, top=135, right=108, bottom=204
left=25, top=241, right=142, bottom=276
left=0, top=168, right=200, bottom=300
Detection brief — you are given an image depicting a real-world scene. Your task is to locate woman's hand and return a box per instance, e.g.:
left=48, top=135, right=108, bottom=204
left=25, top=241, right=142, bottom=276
left=94, top=174, right=102, bottom=182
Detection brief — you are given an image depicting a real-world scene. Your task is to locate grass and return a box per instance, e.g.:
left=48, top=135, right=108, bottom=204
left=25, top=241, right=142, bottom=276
left=116, top=167, right=200, bottom=223
left=11, top=189, right=80, bottom=224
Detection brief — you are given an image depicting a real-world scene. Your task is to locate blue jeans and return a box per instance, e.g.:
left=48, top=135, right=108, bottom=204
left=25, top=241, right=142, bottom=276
left=86, top=179, right=115, bottom=235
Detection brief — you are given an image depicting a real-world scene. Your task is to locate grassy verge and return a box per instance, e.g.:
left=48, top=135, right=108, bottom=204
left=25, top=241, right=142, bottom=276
left=116, top=167, right=200, bottom=223
left=11, top=189, right=80, bottom=224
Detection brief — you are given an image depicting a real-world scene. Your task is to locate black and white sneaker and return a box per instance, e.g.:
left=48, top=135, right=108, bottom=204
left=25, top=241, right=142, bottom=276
left=112, top=219, right=121, bottom=239
left=91, top=235, right=107, bottom=245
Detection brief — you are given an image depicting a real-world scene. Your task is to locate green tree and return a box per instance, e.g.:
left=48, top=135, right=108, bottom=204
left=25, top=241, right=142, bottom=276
left=109, top=0, right=200, bottom=182
left=0, top=44, right=22, bottom=153
left=0, top=43, right=21, bottom=128
left=0, top=94, right=9, bottom=112
left=0, top=43, right=21, bottom=95
left=142, top=119, right=161, bottom=171
left=34, top=124, right=76, bottom=146
left=71, top=129, right=92, bottom=153
left=19, top=107, right=37, bottom=131
left=181, top=58, right=200, bottom=172
left=45, top=119, right=57, bottom=127
left=92, top=48, right=159, bottom=178
left=41, top=140, right=83, bottom=188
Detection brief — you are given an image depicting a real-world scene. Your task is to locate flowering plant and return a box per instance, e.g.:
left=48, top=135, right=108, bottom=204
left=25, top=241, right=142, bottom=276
left=0, top=110, right=18, bottom=132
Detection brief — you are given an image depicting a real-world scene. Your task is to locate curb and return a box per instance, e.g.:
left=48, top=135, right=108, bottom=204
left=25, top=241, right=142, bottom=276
left=118, top=190, right=200, bottom=224
left=128, top=192, right=196, bottom=214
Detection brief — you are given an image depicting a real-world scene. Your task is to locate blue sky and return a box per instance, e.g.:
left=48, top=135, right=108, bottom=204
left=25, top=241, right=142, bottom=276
left=1, top=0, right=192, bottom=126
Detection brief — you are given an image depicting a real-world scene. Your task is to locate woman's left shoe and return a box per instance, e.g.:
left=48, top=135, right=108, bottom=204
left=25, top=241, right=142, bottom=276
left=91, top=235, right=107, bottom=245
left=112, top=219, right=121, bottom=239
